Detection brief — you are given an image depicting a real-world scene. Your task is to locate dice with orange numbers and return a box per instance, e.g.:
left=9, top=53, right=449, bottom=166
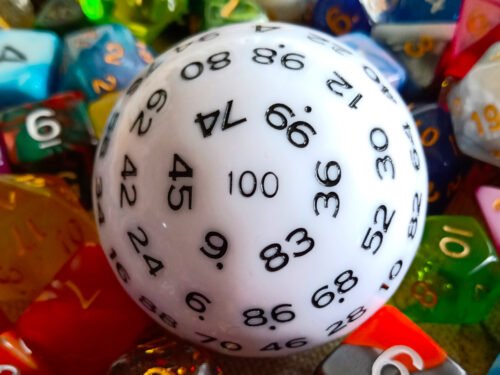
left=390, top=215, right=500, bottom=324
left=61, top=24, right=155, bottom=101
left=15, top=243, right=153, bottom=375
left=315, top=305, right=466, bottom=374
left=0, top=330, right=55, bottom=375
left=371, top=23, right=455, bottom=96
left=411, top=103, right=468, bottom=214
left=448, top=43, right=500, bottom=167
left=0, top=174, right=98, bottom=322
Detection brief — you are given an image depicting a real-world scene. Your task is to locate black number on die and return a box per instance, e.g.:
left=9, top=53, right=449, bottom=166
left=130, top=89, right=167, bottom=136
left=229, top=171, right=279, bottom=198
left=181, top=51, right=231, bottom=80
left=311, top=269, right=358, bottom=308
left=326, top=71, right=363, bottom=109
left=265, top=103, right=316, bottom=148
left=260, top=337, right=308, bottom=351
left=200, top=231, right=228, bottom=260
left=185, top=292, right=212, bottom=320
left=252, top=48, right=305, bottom=70
left=361, top=205, right=396, bottom=255
left=314, top=161, right=342, bottom=217
left=243, top=304, right=295, bottom=328
left=120, top=154, right=137, bottom=208
left=195, top=100, right=247, bottom=138
left=255, top=25, right=280, bottom=33
left=370, top=128, right=395, bottom=180
left=402, top=123, right=421, bottom=171
left=127, top=226, right=165, bottom=276
left=195, top=332, right=242, bottom=351
left=408, top=192, right=423, bottom=239
left=95, top=176, right=105, bottom=225
left=168, top=154, right=193, bottom=211
left=260, top=228, right=315, bottom=272
left=325, top=306, right=367, bottom=336
left=363, top=65, right=397, bottom=104
left=139, top=295, right=178, bottom=328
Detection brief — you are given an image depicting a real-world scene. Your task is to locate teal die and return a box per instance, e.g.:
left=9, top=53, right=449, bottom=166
left=62, top=24, right=154, bottom=101
left=391, top=215, right=500, bottom=324
left=0, top=30, right=60, bottom=109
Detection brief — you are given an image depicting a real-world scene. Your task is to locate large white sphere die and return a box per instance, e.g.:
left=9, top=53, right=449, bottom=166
left=93, top=22, right=428, bottom=357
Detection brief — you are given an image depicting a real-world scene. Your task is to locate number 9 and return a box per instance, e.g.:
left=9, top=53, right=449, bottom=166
left=26, top=108, right=61, bottom=143
left=371, top=345, right=424, bottom=375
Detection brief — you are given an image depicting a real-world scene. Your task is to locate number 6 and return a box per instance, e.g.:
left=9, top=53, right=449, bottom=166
left=371, top=345, right=424, bottom=375
left=26, top=108, right=61, bottom=146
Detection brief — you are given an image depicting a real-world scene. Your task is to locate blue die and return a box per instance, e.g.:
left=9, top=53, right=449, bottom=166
left=359, top=0, right=461, bottom=23
left=488, top=354, right=500, bottom=375
left=412, top=103, right=468, bottom=214
left=311, top=0, right=371, bottom=36
left=338, top=32, right=406, bottom=89
left=62, top=24, right=154, bottom=100
left=0, top=30, right=60, bottom=109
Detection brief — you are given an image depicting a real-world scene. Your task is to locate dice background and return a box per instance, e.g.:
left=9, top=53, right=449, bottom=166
left=1, top=0, right=499, bottom=372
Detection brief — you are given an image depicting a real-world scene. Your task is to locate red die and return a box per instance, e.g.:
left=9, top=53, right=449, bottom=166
left=16, top=243, right=153, bottom=375
left=0, top=330, right=54, bottom=375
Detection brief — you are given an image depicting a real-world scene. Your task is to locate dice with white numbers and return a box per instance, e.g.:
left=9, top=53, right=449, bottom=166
left=93, top=22, right=428, bottom=357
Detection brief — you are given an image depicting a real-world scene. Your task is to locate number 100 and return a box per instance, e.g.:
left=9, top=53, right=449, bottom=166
left=228, top=171, right=279, bottom=198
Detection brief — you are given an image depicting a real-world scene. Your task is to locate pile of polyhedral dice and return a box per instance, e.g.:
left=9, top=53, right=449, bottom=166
left=0, top=0, right=499, bottom=374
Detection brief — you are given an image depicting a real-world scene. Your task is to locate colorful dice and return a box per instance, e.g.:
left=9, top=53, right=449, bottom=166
left=391, top=215, right=500, bottom=324
left=0, top=0, right=35, bottom=29
left=359, top=0, right=460, bottom=23
left=412, top=103, right=466, bottom=214
left=311, top=0, right=371, bottom=36
left=107, top=336, right=223, bottom=375
left=0, top=330, right=55, bottom=375
left=0, top=30, right=60, bottom=109
left=35, top=0, right=87, bottom=33
left=62, top=24, right=154, bottom=101
left=203, top=0, right=268, bottom=30
left=16, top=243, right=153, bottom=375
left=0, top=174, right=98, bottom=322
left=315, top=305, right=466, bottom=374
left=79, top=0, right=189, bottom=42
left=448, top=43, right=500, bottom=167
left=372, top=23, right=455, bottom=96
left=0, top=92, right=96, bottom=206
left=450, top=0, right=500, bottom=59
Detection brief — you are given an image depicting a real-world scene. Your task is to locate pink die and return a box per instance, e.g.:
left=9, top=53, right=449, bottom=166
left=451, top=0, right=500, bottom=58
left=476, top=185, right=500, bottom=254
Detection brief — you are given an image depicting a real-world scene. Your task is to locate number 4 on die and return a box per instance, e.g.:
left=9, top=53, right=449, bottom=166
left=315, top=306, right=466, bottom=374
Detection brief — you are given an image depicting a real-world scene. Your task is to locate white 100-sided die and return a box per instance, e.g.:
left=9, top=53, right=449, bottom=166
left=93, top=22, right=428, bottom=357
